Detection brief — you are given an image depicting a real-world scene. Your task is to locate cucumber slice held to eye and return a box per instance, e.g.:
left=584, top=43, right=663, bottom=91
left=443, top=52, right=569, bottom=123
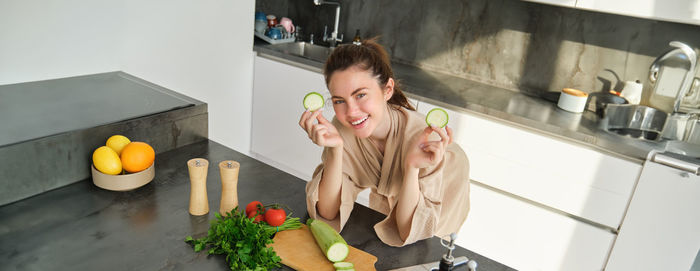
left=425, top=108, right=449, bottom=128
left=303, top=92, right=325, bottom=111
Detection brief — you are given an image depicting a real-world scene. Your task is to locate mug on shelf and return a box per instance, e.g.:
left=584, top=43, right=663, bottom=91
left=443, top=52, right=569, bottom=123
left=267, top=27, right=282, bottom=40
left=266, top=15, right=278, bottom=29
left=255, top=11, right=266, bottom=22
left=280, top=17, right=295, bottom=34
left=255, top=20, right=267, bottom=34
left=273, top=25, right=288, bottom=38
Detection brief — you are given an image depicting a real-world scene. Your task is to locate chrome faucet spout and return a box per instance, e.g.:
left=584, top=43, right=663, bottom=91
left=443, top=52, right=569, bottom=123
left=649, top=41, right=698, bottom=113
left=313, top=0, right=342, bottom=47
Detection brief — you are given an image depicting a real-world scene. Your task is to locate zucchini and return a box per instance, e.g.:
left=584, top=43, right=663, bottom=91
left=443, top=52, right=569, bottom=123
left=306, top=218, right=349, bottom=262
left=425, top=108, right=449, bottom=128
left=333, top=261, right=354, bottom=270
left=303, top=92, right=325, bottom=111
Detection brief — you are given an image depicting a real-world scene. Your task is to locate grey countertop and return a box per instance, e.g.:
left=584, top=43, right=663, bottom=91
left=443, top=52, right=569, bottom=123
left=253, top=40, right=679, bottom=164
left=0, top=140, right=514, bottom=271
left=0, top=72, right=197, bottom=148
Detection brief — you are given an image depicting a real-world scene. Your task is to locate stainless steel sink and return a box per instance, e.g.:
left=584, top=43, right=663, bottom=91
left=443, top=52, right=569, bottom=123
left=268, top=42, right=333, bottom=63
left=604, top=104, right=669, bottom=141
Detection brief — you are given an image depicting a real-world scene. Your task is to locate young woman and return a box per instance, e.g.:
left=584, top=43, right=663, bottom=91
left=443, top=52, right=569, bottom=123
left=299, top=39, right=470, bottom=247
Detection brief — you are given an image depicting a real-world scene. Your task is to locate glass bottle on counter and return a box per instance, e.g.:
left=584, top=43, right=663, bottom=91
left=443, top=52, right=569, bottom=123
left=352, top=29, right=361, bottom=45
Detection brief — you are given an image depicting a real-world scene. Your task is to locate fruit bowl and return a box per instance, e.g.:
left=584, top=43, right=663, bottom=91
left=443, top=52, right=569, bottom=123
left=91, top=163, right=155, bottom=191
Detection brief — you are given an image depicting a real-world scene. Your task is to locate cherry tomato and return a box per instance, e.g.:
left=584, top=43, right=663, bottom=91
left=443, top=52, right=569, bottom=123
left=264, top=207, right=286, bottom=227
left=247, top=210, right=264, bottom=223
left=245, top=201, right=264, bottom=215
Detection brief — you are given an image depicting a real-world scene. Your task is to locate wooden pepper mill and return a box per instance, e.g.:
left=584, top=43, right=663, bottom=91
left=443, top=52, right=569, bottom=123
left=187, top=158, right=209, bottom=216
left=218, top=160, right=240, bottom=215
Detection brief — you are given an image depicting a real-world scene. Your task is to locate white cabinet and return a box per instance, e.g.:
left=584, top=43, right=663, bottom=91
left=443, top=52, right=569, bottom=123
left=251, top=55, right=331, bottom=181
left=416, top=100, right=642, bottom=271
left=417, top=101, right=642, bottom=229
left=606, top=153, right=700, bottom=271
left=524, top=0, right=700, bottom=26
left=576, top=0, right=700, bottom=25
left=460, top=184, right=616, bottom=271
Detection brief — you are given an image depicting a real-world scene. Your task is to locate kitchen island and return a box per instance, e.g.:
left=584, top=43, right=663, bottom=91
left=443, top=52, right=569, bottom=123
left=0, top=140, right=513, bottom=271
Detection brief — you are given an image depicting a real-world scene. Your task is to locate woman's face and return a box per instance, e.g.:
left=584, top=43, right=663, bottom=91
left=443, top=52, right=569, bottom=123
left=328, top=66, right=394, bottom=139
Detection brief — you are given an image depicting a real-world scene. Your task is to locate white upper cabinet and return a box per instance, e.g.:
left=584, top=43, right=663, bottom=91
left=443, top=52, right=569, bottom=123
left=576, top=0, right=700, bottom=25
left=523, top=0, right=700, bottom=25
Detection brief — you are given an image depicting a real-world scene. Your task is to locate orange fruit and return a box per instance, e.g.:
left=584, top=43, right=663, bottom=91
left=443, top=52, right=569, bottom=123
left=120, top=142, right=155, bottom=173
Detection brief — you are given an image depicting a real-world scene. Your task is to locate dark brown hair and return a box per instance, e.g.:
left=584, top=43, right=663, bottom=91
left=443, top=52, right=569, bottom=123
left=323, top=37, right=415, bottom=111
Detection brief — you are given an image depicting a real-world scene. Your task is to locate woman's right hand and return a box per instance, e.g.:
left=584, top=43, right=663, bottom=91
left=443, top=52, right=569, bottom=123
left=299, top=109, right=343, bottom=148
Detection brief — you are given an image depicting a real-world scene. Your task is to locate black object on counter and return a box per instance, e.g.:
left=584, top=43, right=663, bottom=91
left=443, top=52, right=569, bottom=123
left=589, top=91, right=629, bottom=118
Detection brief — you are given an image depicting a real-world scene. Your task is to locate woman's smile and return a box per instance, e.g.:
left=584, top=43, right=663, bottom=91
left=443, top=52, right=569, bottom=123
left=350, top=116, right=369, bottom=128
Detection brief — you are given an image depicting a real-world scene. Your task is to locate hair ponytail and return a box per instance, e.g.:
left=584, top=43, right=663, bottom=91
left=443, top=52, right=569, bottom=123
left=323, top=37, right=415, bottom=111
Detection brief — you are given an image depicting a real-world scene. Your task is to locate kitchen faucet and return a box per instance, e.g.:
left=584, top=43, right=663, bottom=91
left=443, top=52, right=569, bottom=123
left=650, top=41, right=700, bottom=142
left=313, top=0, right=342, bottom=47
left=388, top=233, right=477, bottom=271
left=649, top=41, right=698, bottom=113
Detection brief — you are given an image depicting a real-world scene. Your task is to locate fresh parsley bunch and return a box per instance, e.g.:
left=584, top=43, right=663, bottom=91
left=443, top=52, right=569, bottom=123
left=185, top=207, right=281, bottom=270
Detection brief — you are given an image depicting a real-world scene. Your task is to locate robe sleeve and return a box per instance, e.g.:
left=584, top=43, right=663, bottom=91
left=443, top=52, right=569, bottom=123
left=373, top=151, right=448, bottom=247
left=305, top=147, right=365, bottom=233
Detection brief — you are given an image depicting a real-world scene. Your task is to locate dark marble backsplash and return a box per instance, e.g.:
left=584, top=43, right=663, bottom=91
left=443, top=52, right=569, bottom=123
left=255, top=0, right=700, bottom=100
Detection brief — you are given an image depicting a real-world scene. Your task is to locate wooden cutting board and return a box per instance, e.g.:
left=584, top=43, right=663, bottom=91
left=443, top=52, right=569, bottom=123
left=269, top=225, right=377, bottom=271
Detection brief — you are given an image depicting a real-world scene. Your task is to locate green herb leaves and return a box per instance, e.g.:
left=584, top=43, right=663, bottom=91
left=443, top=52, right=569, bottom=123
left=185, top=208, right=281, bottom=270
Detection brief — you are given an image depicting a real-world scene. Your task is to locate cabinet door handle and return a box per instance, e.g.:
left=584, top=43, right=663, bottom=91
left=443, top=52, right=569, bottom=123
left=651, top=153, right=700, bottom=175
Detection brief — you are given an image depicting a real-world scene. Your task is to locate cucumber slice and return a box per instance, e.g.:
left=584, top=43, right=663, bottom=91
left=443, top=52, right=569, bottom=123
left=333, top=261, right=354, bottom=270
left=425, top=108, right=449, bottom=128
left=303, top=92, right=325, bottom=111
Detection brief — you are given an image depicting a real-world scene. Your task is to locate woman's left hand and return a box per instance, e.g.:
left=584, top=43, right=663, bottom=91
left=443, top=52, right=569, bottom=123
left=405, top=125, right=453, bottom=170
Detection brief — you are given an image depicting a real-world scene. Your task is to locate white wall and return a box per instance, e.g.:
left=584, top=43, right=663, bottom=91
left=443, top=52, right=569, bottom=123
left=121, top=0, right=255, bottom=154
left=0, top=0, right=124, bottom=84
left=0, top=0, right=255, bottom=154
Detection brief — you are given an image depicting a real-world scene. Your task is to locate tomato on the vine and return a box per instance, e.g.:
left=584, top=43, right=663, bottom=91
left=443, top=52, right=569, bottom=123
left=264, top=207, right=286, bottom=227
left=245, top=201, right=264, bottom=215
left=247, top=211, right=264, bottom=223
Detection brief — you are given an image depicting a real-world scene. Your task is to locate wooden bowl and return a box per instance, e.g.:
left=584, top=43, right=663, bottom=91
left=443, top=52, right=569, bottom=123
left=91, top=163, right=155, bottom=191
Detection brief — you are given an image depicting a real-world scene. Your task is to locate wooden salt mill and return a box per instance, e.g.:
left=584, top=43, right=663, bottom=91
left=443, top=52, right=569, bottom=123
left=218, top=160, right=240, bottom=215
left=187, top=158, right=209, bottom=215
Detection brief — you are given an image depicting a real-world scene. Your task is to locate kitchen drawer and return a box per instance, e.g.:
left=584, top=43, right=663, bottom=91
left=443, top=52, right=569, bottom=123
left=417, top=102, right=642, bottom=229
left=458, top=184, right=616, bottom=271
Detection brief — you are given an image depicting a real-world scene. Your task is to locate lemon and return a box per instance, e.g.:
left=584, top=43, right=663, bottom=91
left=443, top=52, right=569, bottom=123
left=106, top=135, right=131, bottom=155
left=93, top=146, right=122, bottom=175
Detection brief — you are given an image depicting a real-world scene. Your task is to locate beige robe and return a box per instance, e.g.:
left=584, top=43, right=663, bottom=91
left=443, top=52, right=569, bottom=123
left=305, top=105, right=471, bottom=247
